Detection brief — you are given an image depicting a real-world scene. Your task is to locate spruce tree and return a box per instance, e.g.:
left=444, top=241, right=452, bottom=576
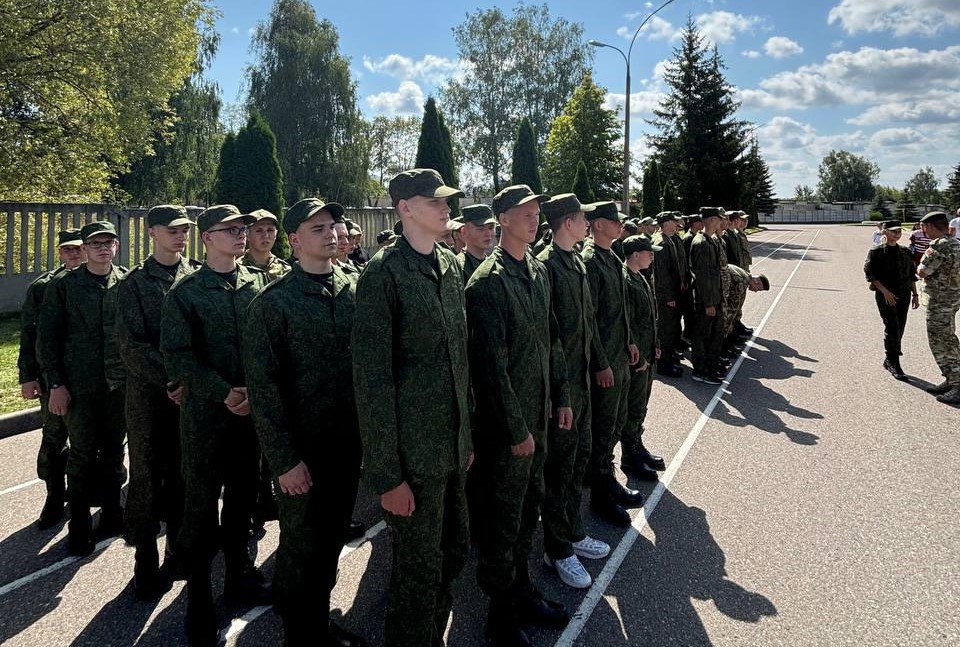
left=510, top=117, right=543, bottom=193
left=571, top=160, right=596, bottom=203
left=415, top=97, right=461, bottom=217
left=943, top=163, right=960, bottom=211
left=641, top=158, right=662, bottom=217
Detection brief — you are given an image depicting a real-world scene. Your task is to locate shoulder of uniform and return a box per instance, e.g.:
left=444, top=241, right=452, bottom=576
left=254, top=271, right=293, bottom=299
left=187, top=257, right=203, bottom=269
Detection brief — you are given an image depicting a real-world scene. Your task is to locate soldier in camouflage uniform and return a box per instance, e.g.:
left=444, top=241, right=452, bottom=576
left=334, top=220, right=361, bottom=277
left=18, top=229, right=85, bottom=529
left=160, top=205, right=271, bottom=646
left=244, top=198, right=366, bottom=647
left=457, top=203, right=497, bottom=282
left=38, top=221, right=127, bottom=556
left=582, top=202, right=644, bottom=528
left=652, top=213, right=685, bottom=378
left=689, top=208, right=726, bottom=385
left=352, top=170, right=472, bottom=647
left=723, top=211, right=755, bottom=340
left=117, top=205, right=202, bottom=599
left=240, top=209, right=292, bottom=281
left=917, top=211, right=960, bottom=403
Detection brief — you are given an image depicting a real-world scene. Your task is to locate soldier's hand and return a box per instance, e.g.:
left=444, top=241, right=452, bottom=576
left=511, top=433, right=535, bottom=457
left=166, top=385, right=184, bottom=406
left=557, top=407, right=573, bottom=430
left=278, top=461, right=312, bottom=496
left=655, top=347, right=662, bottom=360
left=911, top=293, right=920, bottom=310
left=705, top=306, right=717, bottom=317
left=594, top=367, right=615, bottom=388
left=20, top=381, right=41, bottom=400
left=628, top=344, right=640, bottom=366
left=636, top=360, right=649, bottom=372
left=883, top=290, right=897, bottom=306
left=49, top=386, right=70, bottom=416
left=225, top=387, right=250, bottom=416
left=381, top=482, right=415, bottom=517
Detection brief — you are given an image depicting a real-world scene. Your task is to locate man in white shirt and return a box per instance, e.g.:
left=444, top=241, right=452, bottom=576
left=948, top=208, right=960, bottom=239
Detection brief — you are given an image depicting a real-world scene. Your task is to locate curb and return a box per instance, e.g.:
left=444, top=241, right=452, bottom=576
left=0, top=407, right=41, bottom=441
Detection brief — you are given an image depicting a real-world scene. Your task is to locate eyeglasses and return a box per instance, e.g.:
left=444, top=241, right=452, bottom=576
left=85, top=239, right=117, bottom=250
left=207, top=226, right=249, bottom=237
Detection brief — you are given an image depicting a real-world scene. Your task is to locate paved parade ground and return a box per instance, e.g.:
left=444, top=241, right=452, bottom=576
left=1, top=224, right=957, bottom=646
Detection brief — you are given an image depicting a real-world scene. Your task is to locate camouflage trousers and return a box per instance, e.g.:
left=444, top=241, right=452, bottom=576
left=622, top=361, right=654, bottom=454
left=588, top=361, right=631, bottom=481
left=36, top=390, right=68, bottom=485
left=725, top=265, right=751, bottom=336
left=691, top=304, right=725, bottom=374
left=64, top=389, right=126, bottom=508
left=926, top=295, right=960, bottom=386
left=656, top=299, right=681, bottom=356
left=542, top=385, right=591, bottom=560
left=385, top=469, right=469, bottom=647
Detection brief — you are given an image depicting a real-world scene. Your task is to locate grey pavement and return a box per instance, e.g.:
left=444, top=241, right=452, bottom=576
left=1, top=225, right=957, bottom=646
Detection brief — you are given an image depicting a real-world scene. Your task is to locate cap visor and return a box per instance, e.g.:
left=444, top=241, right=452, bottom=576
left=651, top=244, right=664, bottom=251
left=166, top=217, right=195, bottom=227
left=58, top=240, right=84, bottom=247
left=433, top=186, right=465, bottom=199
left=517, top=193, right=549, bottom=206
left=307, top=202, right=345, bottom=220
left=222, top=213, right=258, bottom=226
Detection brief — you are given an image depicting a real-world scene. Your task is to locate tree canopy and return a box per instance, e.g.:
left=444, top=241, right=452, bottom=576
left=510, top=117, right=543, bottom=193
left=945, top=163, right=960, bottom=212
left=571, top=160, right=595, bottom=203
left=902, top=166, right=941, bottom=205
left=816, top=150, right=879, bottom=202
left=415, top=97, right=460, bottom=217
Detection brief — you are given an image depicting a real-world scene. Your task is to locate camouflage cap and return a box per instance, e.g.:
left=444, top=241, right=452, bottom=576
left=686, top=214, right=702, bottom=224
left=541, top=193, right=595, bottom=221
left=622, top=234, right=662, bottom=255
left=80, top=220, right=118, bottom=241
left=920, top=211, right=949, bottom=226
left=248, top=208, right=279, bottom=224
left=376, top=230, right=397, bottom=245
left=656, top=211, right=682, bottom=225
left=753, top=274, right=770, bottom=291
left=637, top=216, right=655, bottom=226
left=460, top=204, right=496, bottom=226
left=699, top=206, right=723, bottom=220
left=282, top=198, right=345, bottom=234
left=146, top=204, right=194, bottom=228
left=389, top=168, right=464, bottom=203
left=57, top=229, right=83, bottom=247
left=197, top=204, right=257, bottom=233
left=587, top=201, right=629, bottom=223
left=882, top=220, right=902, bottom=231
left=492, top=184, right=549, bottom=215
left=349, top=225, right=363, bottom=236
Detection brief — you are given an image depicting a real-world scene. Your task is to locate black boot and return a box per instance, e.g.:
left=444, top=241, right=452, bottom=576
left=606, top=475, right=645, bottom=508
left=621, top=449, right=659, bottom=481
left=589, top=492, right=630, bottom=527
left=328, top=621, right=368, bottom=647
left=37, top=479, right=65, bottom=530
left=487, top=600, right=532, bottom=647
left=185, top=564, right=217, bottom=647
left=637, top=439, right=666, bottom=471
left=656, top=361, right=683, bottom=378
left=67, top=500, right=94, bottom=556
left=224, top=555, right=272, bottom=606
left=513, top=584, right=569, bottom=629
left=133, top=540, right=172, bottom=600
left=884, top=357, right=907, bottom=380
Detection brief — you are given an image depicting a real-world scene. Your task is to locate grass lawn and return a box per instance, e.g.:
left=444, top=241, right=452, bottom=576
left=0, top=312, right=27, bottom=415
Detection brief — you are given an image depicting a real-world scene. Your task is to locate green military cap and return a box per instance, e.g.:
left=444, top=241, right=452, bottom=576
left=376, top=230, right=397, bottom=245
left=656, top=211, right=681, bottom=224
left=57, top=229, right=83, bottom=247
left=882, top=220, right=902, bottom=231
left=492, top=184, right=549, bottom=215
left=446, top=217, right=465, bottom=231
left=282, top=198, right=345, bottom=234
left=540, top=193, right=595, bottom=221
left=461, top=204, right=496, bottom=226
left=638, top=216, right=655, bottom=226
left=349, top=225, right=362, bottom=236
left=197, top=204, right=257, bottom=233
left=389, top=168, right=464, bottom=203
left=622, top=234, right=663, bottom=255
left=686, top=214, right=702, bottom=224
left=920, top=211, right=949, bottom=226
left=623, top=221, right=639, bottom=235
left=755, top=274, right=770, bottom=291
left=586, top=201, right=628, bottom=223
left=699, top=206, right=723, bottom=220
left=146, top=204, right=194, bottom=228
left=248, top=208, right=279, bottom=224
left=80, top=220, right=118, bottom=241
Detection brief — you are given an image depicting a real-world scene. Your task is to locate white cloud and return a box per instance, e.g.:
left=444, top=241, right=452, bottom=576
left=605, top=88, right=665, bottom=117
left=617, top=15, right=680, bottom=42
left=362, top=54, right=467, bottom=85
left=742, top=50, right=761, bottom=59
left=831, top=40, right=845, bottom=49
left=230, top=26, right=239, bottom=34
left=696, top=11, right=764, bottom=44
left=365, top=80, right=425, bottom=117
left=828, top=0, right=960, bottom=36
left=848, top=93, right=960, bottom=125
left=764, top=36, right=804, bottom=59
left=616, top=26, right=631, bottom=39
left=870, top=127, right=925, bottom=148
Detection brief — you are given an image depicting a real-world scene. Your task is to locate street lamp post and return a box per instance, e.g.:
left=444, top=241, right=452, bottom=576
left=589, top=0, right=677, bottom=214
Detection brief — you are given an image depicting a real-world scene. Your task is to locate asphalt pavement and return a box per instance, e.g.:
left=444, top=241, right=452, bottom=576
left=1, top=224, right=957, bottom=646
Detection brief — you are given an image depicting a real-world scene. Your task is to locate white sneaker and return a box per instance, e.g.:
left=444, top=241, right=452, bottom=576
left=573, top=536, right=611, bottom=560
left=544, top=553, right=592, bottom=589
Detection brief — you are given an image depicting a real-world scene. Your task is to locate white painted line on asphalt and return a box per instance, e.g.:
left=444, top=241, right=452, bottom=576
left=555, top=229, right=821, bottom=647
left=0, top=536, right=122, bottom=598
left=751, top=230, right=807, bottom=268
left=221, top=520, right=389, bottom=647
left=0, top=478, right=41, bottom=496
left=748, top=229, right=793, bottom=249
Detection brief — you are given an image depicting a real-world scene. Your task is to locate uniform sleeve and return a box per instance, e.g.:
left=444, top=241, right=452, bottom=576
left=917, top=243, right=943, bottom=277
left=352, top=265, right=404, bottom=495
left=549, top=303, right=570, bottom=409
left=160, top=286, right=232, bottom=403
left=117, top=277, right=168, bottom=387
left=37, top=277, right=67, bottom=387
left=585, top=260, right=611, bottom=371
left=690, top=239, right=722, bottom=306
left=17, top=280, right=43, bottom=383
left=863, top=248, right=878, bottom=283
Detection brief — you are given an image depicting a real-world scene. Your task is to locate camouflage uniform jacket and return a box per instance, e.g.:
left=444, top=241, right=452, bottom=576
left=351, top=236, right=472, bottom=495
left=626, top=269, right=658, bottom=363
left=160, top=263, right=268, bottom=404
left=117, top=256, right=202, bottom=387
left=467, top=247, right=568, bottom=448
left=918, top=235, right=960, bottom=303
left=18, top=265, right=69, bottom=384
left=722, top=230, right=742, bottom=269
left=537, top=243, right=608, bottom=391
left=735, top=229, right=752, bottom=270
left=244, top=264, right=360, bottom=477
left=581, top=238, right=634, bottom=367
left=38, top=264, right=127, bottom=394
left=651, top=233, right=683, bottom=302
left=457, top=250, right=485, bottom=283
left=240, top=251, right=291, bottom=282
left=689, top=233, right=722, bottom=308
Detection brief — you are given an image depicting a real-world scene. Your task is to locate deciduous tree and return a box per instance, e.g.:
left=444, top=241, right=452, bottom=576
left=816, top=150, right=879, bottom=202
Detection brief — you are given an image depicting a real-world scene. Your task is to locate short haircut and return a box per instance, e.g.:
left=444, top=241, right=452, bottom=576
left=547, top=212, right=577, bottom=233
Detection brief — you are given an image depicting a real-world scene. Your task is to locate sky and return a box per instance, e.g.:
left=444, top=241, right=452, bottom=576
left=208, top=0, right=960, bottom=198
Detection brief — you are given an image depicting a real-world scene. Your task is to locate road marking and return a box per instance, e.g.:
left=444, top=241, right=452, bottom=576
left=0, top=478, right=41, bottom=496
left=748, top=229, right=793, bottom=249
left=221, top=520, right=389, bottom=646
left=554, top=229, right=821, bottom=647
left=751, top=230, right=807, bottom=268
left=0, top=536, right=122, bottom=598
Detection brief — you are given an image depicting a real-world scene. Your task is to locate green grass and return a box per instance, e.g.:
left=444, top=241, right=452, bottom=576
left=0, top=312, right=27, bottom=415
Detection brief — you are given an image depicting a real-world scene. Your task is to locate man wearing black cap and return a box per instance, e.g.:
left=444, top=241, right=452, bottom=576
left=376, top=229, right=397, bottom=250
left=457, top=203, right=497, bottom=282
left=241, top=209, right=291, bottom=282
left=161, top=205, right=271, bottom=645
left=863, top=220, right=918, bottom=380
left=244, top=198, right=365, bottom=647
left=652, top=213, right=685, bottom=377
left=582, top=201, right=645, bottom=526
left=917, top=211, right=960, bottom=403
left=19, top=229, right=85, bottom=529
left=689, top=207, right=726, bottom=384
left=679, top=215, right=703, bottom=346
left=38, top=221, right=128, bottom=555
left=118, top=205, right=202, bottom=598
left=353, top=169, right=472, bottom=647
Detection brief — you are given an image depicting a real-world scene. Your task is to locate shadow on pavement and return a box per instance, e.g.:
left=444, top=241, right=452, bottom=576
left=70, top=580, right=186, bottom=647
left=0, top=516, right=69, bottom=585
left=0, top=558, right=74, bottom=644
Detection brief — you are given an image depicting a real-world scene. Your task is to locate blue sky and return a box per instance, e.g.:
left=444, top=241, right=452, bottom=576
left=209, top=0, right=960, bottom=197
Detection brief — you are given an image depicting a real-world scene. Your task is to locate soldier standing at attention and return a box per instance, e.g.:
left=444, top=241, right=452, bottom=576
left=689, top=207, right=725, bottom=385
left=537, top=193, right=612, bottom=592
left=582, top=201, right=644, bottom=528
left=651, top=213, right=685, bottom=378
left=457, top=203, right=497, bottom=282
left=19, top=229, right=85, bottom=529
left=467, top=185, right=572, bottom=644
left=38, top=221, right=127, bottom=555
left=352, top=169, right=473, bottom=647
left=244, top=198, right=366, bottom=647
left=917, top=211, right=960, bottom=403
left=334, top=220, right=361, bottom=277
left=160, top=205, right=271, bottom=646
left=241, top=209, right=291, bottom=282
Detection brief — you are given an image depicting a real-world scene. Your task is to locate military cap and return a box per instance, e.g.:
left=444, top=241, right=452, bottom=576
left=80, top=220, right=118, bottom=241
left=540, top=193, right=595, bottom=221
left=492, top=184, right=549, bottom=215
left=146, top=204, right=194, bottom=228
left=882, top=220, right=902, bottom=231
left=248, top=208, right=279, bottom=224
left=57, top=229, right=83, bottom=247
left=197, top=204, right=257, bottom=233
left=623, top=221, right=639, bottom=235
left=282, top=198, right=345, bottom=234
left=920, top=211, right=949, bottom=226
left=656, top=211, right=681, bottom=225
left=586, top=201, right=628, bottom=223
left=756, top=274, right=770, bottom=291
left=622, top=234, right=663, bottom=256
left=686, top=214, right=702, bottom=224
left=638, top=216, right=655, bottom=226
left=389, top=168, right=464, bottom=203
left=349, top=225, right=363, bottom=236
left=699, top=206, right=723, bottom=220
left=376, top=230, right=397, bottom=245
left=461, top=203, right=496, bottom=226
left=446, top=217, right=465, bottom=231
